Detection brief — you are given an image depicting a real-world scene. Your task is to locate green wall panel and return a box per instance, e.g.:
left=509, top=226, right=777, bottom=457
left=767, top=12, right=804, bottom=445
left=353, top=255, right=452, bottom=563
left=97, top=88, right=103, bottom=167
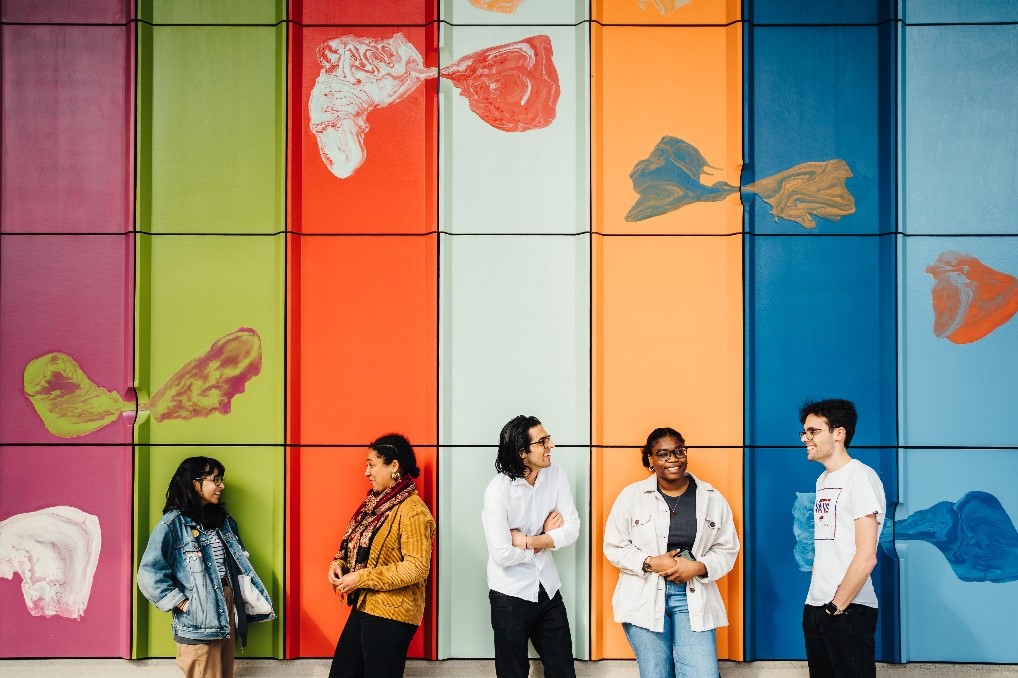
left=139, top=0, right=285, bottom=25
left=135, top=235, right=284, bottom=445
left=137, top=24, right=285, bottom=234
left=132, top=445, right=284, bottom=658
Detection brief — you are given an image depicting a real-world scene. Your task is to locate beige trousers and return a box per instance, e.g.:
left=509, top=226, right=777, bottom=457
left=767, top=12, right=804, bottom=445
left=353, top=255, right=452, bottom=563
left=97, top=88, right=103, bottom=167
left=175, top=581, right=236, bottom=678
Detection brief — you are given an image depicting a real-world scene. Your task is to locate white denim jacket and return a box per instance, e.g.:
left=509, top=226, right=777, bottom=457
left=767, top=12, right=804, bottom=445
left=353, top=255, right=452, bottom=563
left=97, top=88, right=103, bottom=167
left=603, top=472, right=739, bottom=633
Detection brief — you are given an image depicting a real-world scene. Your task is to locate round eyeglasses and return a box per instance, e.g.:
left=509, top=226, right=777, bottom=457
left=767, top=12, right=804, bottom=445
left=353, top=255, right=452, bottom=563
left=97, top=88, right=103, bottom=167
left=653, top=447, right=687, bottom=461
left=196, top=475, right=224, bottom=487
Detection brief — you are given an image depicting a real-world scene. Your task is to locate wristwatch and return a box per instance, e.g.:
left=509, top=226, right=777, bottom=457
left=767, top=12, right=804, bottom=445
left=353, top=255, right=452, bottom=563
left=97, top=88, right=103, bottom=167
left=642, top=557, right=652, bottom=573
left=823, top=601, right=844, bottom=616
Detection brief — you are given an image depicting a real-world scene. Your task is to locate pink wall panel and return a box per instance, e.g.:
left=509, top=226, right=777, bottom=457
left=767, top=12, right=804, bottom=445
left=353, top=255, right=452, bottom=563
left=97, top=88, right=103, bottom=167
left=0, top=236, right=134, bottom=444
left=0, top=445, right=133, bottom=657
left=0, top=0, right=130, bottom=23
left=1, top=23, right=133, bottom=234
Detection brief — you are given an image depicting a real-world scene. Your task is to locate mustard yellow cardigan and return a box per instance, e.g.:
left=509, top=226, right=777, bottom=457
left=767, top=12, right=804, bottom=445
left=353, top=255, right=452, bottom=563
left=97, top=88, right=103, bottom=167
left=351, top=494, right=435, bottom=626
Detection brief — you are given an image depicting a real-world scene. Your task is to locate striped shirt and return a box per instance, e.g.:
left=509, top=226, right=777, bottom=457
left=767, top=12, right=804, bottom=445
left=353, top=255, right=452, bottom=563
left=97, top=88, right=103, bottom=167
left=207, top=530, right=227, bottom=577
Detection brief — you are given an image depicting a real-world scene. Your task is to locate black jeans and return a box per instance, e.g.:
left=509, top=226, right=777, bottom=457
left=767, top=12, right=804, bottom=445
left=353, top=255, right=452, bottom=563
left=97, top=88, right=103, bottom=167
left=489, top=586, right=576, bottom=678
left=803, top=603, right=878, bottom=678
left=328, top=608, right=418, bottom=678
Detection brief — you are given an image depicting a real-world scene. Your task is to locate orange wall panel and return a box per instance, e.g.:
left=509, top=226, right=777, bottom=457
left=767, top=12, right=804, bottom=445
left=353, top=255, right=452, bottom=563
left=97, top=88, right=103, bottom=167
left=593, top=0, right=739, bottom=25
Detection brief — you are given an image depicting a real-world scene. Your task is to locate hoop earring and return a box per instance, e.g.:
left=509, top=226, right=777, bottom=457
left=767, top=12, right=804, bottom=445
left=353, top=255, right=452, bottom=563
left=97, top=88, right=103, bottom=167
left=391, top=470, right=401, bottom=483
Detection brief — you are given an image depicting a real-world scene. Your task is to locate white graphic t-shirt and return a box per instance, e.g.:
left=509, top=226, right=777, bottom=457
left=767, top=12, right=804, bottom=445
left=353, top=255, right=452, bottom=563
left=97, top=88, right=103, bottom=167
left=805, top=459, right=886, bottom=608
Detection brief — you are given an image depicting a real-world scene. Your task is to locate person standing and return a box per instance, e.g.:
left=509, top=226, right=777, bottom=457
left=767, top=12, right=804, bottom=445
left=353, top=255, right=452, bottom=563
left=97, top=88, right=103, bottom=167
left=482, top=415, right=581, bottom=678
left=800, top=399, right=886, bottom=678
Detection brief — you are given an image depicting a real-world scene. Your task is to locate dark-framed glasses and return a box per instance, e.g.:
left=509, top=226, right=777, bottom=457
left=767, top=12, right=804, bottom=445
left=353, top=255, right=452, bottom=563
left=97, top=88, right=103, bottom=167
left=196, top=475, right=224, bottom=487
left=654, top=447, right=687, bottom=461
left=799, top=427, right=831, bottom=442
left=529, top=435, right=553, bottom=449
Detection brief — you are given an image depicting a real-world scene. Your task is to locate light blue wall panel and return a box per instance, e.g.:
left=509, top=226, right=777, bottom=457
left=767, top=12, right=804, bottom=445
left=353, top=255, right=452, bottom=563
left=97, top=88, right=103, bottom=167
left=746, top=447, right=898, bottom=660
left=902, top=25, right=1018, bottom=234
left=745, top=25, right=895, bottom=234
left=900, top=237, right=1018, bottom=447
left=897, top=449, right=1018, bottom=662
left=438, top=25, right=589, bottom=234
left=901, top=0, right=1018, bottom=24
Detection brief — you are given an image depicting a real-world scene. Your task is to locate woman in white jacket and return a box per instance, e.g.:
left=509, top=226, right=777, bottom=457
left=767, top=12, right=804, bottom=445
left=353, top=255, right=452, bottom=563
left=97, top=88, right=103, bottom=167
left=603, top=427, right=740, bottom=678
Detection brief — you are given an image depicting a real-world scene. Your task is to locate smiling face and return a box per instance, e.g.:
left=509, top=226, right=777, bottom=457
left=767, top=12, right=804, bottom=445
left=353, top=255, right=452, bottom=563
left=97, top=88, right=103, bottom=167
left=802, top=412, right=839, bottom=464
left=365, top=448, right=399, bottom=494
left=520, top=424, right=554, bottom=475
left=192, top=470, right=224, bottom=505
left=649, top=435, right=688, bottom=486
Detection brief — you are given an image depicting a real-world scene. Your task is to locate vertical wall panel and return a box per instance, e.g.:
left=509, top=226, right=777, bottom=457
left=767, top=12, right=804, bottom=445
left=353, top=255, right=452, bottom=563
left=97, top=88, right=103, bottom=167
left=291, top=25, right=438, bottom=234
left=745, top=24, right=895, bottom=235
left=442, top=0, right=585, bottom=24
left=0, top=236, right=133, bottom=444
left=901, top=0, right=1018, bottom=23
left=592, top=25, right=742, bottom=236
left=437, top=234, right=590, bottom=658
left=291, top=0, right=436, bottom=25
left=593, top=0, right=738, bottom=25
left=744, top=236, right=898, bottom=660
left=134, top=235, right=284, bottom=445
left=901, top=25, right=1018, bottom=234
left=136, top=23, right=286, bottom=234
left=439, top=25, right=590, bottom=234
left=132, top=446, right=284, bottom=658
left=0, top=445, right=132, bottom=657
left=745, top=0, right=893, bottom=24
left=286, top=446, right=437, bottom=659
left=897, top=450, right=1018, bottom=662
left=1, top=0, right=129, bottom=23
left=138, top=0, right=284, bottom=25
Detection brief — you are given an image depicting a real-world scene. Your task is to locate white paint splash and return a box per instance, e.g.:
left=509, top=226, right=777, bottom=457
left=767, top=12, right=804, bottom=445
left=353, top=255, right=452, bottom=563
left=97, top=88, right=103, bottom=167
left=309, top=33, right=437, bottom=179
left=0, top=506, right=101, bottom=620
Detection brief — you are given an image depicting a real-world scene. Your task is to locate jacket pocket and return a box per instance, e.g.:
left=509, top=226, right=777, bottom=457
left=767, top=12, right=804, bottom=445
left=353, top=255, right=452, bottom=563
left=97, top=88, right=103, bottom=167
left=182, top=549, right=204, bottom=575
left=630, top=513, right=657, bottom=551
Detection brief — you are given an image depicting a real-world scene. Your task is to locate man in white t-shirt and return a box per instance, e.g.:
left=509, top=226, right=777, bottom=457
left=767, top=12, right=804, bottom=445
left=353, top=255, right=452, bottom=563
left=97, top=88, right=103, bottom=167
left=799, top=398, right=886, bottom=678
left=482, top=415, right=581, bottom=678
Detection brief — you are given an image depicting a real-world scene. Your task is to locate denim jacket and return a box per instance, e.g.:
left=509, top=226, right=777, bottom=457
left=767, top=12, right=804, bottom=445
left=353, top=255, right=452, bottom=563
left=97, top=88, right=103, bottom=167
left=138, top=510, right=275, bottom=644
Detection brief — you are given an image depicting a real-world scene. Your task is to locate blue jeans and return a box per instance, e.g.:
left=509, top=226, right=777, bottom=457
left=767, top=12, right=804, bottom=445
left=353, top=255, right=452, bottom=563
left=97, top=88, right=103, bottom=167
left=623, top=580, right=719, bottom=678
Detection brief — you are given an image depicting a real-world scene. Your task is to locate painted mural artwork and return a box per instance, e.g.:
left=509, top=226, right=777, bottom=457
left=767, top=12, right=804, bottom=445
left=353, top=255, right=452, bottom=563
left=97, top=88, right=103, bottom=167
left=637, top=0, right=693, bottom=14
left=310, top=33, right=559, bottom=179
left=926, top=252, right=1018, bottom=344
left=468, top=0, right=526, bottom=12
left=626, top=136, right=856, bottom=229
left=23, top=328, right=262, bottom=438
left=0, top=506, right=101, bottom=620
left=793, top=491, right=1018, bottom=583
left=896, top=491, right=1018, bottom=583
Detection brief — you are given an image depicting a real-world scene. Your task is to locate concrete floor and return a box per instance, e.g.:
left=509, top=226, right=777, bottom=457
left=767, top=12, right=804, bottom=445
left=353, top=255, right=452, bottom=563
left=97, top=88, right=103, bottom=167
left=0, top=660, right=1016, bottom=677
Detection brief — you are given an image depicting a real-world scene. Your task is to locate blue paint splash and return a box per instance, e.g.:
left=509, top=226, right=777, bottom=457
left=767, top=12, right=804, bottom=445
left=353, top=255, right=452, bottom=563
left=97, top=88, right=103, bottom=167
left=792, top=490, right=1018, bottom=583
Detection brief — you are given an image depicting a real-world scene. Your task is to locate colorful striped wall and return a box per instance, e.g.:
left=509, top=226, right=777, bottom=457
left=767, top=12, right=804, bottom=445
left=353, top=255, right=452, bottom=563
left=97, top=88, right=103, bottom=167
left=2, top=0, right=1017, bottom=664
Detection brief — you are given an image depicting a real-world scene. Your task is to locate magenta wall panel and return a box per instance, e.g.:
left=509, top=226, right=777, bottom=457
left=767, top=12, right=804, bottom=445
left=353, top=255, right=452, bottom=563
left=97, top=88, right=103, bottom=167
left=0, top=0, right=130, bottom=24
left=0, top=236, right=134, bottom=444
left=0, top=445, right=133, bottom=657
left=1, top=22, right=133, bottom=234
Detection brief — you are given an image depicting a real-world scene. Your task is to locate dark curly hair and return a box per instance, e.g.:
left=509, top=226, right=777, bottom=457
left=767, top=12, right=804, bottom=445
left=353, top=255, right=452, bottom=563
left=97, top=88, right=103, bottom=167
left=800, top=398, right=858, bottom=447
left=370, top=433, right=421, bottom=478
left=641, top=427, right=685, bottom=469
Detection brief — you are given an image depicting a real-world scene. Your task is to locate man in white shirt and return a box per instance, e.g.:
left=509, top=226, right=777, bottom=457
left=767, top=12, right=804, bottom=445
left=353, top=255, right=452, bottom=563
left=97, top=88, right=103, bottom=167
left=800, top=398, right=886, bottom=678
left=482, top=415, right=581, bottom=678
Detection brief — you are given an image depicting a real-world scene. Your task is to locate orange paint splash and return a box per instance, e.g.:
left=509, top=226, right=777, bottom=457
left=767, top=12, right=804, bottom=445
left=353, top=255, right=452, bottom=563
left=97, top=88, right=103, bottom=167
left=927, top=252, right=1018, bottom=344
left=468, top=0, right=525, bottom=12
left=743, top=159, right=855, bottom=229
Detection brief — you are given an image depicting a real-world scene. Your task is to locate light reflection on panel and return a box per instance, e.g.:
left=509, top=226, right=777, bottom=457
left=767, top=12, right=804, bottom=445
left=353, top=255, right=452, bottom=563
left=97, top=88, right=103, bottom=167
left=438, top=25, right=589, bottom=234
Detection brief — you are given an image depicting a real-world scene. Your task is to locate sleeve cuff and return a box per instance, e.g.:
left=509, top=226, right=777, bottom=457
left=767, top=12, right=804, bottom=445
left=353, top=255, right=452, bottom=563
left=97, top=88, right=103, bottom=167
left=156, top=589, right=186, bottom=613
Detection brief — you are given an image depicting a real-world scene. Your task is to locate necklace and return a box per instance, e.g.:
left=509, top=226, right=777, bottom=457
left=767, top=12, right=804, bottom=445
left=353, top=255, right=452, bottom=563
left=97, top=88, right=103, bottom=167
left=658, top=481, right=690, bottom=516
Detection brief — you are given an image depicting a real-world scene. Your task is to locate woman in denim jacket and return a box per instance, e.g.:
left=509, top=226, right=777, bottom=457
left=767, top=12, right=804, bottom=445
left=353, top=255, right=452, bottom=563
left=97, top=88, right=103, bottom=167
left=138, top=456, right=274, bottom=678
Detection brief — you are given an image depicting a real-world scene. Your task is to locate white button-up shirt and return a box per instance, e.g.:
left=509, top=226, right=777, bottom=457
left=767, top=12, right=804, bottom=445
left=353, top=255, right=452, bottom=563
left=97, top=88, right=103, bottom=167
left=482, top=464, right=581, bottom=602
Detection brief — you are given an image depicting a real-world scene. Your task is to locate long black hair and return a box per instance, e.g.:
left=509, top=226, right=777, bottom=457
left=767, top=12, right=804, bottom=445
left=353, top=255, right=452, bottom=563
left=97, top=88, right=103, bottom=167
left=496, top=415, right=542, bottom=480
left=370, top=433, right=421, bottom=478
left=163, top=456, right=227, bottom=528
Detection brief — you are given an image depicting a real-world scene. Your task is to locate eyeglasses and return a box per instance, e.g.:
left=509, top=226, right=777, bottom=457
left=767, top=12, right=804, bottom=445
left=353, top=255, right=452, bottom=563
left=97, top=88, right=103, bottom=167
left=799, top=427, right=832, bottom=442
left=196, top=475, right=224, bottom=487
left=653, top=447, right=687, bottom=461
left=529, top=436, right=553, bottom=449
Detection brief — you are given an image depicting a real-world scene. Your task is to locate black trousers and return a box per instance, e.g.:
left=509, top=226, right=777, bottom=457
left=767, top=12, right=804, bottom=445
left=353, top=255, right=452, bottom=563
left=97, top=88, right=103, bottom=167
left=803, top=604, right=878, bottom=678
left=328, top=608, right=418, bottom=678
left=489, top=586, right=576, bottom=678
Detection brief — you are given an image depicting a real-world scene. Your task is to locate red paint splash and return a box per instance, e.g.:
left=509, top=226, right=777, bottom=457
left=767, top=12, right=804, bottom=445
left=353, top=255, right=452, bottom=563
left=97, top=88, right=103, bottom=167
left=926, top=252, right=1018, bottom=344
left=443, top=35, right=560, bottom=132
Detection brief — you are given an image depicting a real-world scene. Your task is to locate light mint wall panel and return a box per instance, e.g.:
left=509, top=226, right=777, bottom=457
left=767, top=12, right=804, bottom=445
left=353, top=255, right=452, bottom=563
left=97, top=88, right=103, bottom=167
left=438, top=445, right=590, bottom=660
left=135, top=235, right=284, bottom=446
left=439, top=235, right=590, bottom=446
left=133, top=445, right=284, bottom=658
left=438, top=25, right=590, bottom=234
left=901, top=24, right=1018, bottom=234
left=897, top=449, right=1018, bottom=662
left=137, top=24, right=286, bottom=234
left=900, top=237, right=1018, bottom=448
left=441, top=0, right=587, bottom=24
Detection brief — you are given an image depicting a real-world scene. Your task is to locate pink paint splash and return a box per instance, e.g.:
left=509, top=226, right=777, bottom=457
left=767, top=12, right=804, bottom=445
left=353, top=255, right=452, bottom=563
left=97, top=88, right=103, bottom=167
left=927, top=252, right=1018, bottom=344
left=309, top=33, right=560, bottom=179
left=0, top=506, right=101, bottom=620
left=23, top=328, right=262, bottom=437
left=442, top=35, right=560, bottom=133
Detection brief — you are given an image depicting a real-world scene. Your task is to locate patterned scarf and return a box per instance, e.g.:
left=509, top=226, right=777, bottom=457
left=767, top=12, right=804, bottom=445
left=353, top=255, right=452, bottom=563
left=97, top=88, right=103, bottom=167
left=334, top=475, right=416, bottom=606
